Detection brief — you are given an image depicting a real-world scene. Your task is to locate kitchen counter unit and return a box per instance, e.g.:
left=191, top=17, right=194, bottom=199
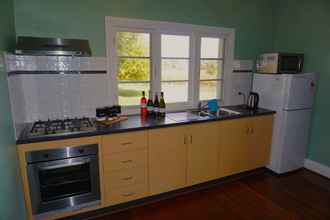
left=16, top=105, right=275, bottom=144
left=17, top=105, right=275, bottom=220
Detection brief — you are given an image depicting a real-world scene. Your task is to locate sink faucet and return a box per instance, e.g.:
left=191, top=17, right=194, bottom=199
left=198, top=102, right=208, bottom=111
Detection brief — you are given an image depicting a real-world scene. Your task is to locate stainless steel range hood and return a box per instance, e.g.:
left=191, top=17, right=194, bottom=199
left=15, top=36, right=92, bottom=56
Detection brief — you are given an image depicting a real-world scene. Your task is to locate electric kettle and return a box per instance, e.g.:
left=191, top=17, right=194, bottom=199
left=247, top=92, right=259, bottom=110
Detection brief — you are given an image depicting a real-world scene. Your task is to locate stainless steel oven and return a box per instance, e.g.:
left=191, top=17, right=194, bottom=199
left=26, top=144, right=100, bottom=215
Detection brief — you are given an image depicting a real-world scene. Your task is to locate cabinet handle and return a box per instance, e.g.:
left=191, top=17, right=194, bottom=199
left=121, top=142, right=133, bottom=146
left=190, top=135, right=193, bottom=144
left=122, top=192, right=135, bottom=197
left=121, top=160, right=133, bottom=163
left=246, top=127, right=250, bottom=135
left=122, top=176, right=133, bottom=181
left=184, top=135, right=187, bottom=144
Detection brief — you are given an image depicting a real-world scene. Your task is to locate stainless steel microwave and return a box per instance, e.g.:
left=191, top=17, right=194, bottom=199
left=256, top=53, right=304, bottom=74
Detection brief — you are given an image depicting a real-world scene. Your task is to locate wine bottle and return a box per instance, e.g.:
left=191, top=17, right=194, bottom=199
left=147, top=90, right=154, bottom=116
left=140, top=91, right=147, bottom=116
left=153, top=93, right=160, bottom=117
left=159, top=92, right=166, bottom=117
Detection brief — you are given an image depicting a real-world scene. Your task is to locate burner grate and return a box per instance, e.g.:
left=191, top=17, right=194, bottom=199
left=30, top=117, right=95, bottom=136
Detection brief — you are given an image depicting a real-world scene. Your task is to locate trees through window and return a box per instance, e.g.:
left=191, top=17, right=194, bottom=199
left=107, top=17, right=234, bottom=111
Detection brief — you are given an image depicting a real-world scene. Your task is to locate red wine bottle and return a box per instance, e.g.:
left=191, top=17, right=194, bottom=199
left=140, top=91, right=147, bottom=116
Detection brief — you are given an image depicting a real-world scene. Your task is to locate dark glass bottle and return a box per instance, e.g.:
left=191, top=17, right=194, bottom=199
left=147, top=90, right=154, bottom=117
left=153, top=93, right=160, bottom=117
left=159, top=92, right=166, bottom=117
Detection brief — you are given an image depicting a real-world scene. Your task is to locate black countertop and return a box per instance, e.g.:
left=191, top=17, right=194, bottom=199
left=16, top=105, right=275, bottom=145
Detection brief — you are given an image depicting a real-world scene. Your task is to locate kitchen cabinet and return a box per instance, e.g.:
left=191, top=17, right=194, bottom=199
left=218, top=118, right=250, bottom=177
left=248, top=115, right=273, bottom=170
left=102, top=131, right=149, bottom=206
left=148, top=126, right=187, bottom=195
left=17, top=113, right=274, bottom=220
left=218, top=115, right=273, bottom=177
left=186, top=122, right=219, bottom=185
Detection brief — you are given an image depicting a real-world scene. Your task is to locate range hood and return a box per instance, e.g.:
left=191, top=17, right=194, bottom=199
left=15, top=36, right=92, bottom=56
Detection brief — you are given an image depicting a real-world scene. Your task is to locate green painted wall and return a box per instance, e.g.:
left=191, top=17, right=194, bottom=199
left=14, top=0, right=275, bottom=59
left=274, top=0, right=330, bottom=167
left=0, top=0, right=26, bottom=219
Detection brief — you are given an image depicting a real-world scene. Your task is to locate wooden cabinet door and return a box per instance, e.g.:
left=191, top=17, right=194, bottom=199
left=218, top=118, right=250, bottom=177
left=248, top=115, right=274, bottom=170
left=187, top=122, right=219, bottom=185
left=148, top=126, right=187, bottom=195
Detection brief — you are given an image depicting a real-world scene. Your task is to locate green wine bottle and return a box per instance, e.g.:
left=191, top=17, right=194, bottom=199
left=159, top=92, right=166, bottom=117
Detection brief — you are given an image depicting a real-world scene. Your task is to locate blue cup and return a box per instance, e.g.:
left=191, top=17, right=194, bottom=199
left=207, top=99, right=219, bottom=112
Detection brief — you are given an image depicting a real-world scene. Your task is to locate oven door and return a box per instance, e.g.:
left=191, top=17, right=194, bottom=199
left=27, top=155, right=100, bottom=215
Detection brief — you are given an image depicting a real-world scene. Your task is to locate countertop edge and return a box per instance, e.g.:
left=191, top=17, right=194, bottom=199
left=16, top=110, right=275, bottom=145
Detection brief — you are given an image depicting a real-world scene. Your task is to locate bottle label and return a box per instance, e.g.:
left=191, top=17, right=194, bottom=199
left=160, top=108, right=165, bottom=113
left=141, top=103, right=146, bottom=108
left=147, top=106, right=153, bottom=111
left=154, top=107, right=159, bottom=113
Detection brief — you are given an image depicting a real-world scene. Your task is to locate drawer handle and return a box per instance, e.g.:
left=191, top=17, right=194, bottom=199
left=122, top=176, right=133, bottom=181
left=121, top=160, right=133, bottom=163
left=121, top=142, right=133, bottom=146
left=122, top=192, right=135, bottom=197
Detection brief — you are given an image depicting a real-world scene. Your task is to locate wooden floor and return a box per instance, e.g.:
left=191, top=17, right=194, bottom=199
left=89, top=169, right=330, bottom=220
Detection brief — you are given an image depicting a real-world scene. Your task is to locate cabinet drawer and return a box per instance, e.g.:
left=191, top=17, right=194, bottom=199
left=104, top=168, right=147, bottom=189
left=103, top=150, right=147, bottom=172
left=102, top=131, right=148, bottom=154
left=106, top=184, right=148, bottom=205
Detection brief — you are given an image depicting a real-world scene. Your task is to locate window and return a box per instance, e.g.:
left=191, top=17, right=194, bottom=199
left=116, top=32, right=151, bottom=106
left=106, top=17, right=235, bottom=112
left=199, top=37, right=224, bottom=100
left=161, top=34, right=190, bottom=103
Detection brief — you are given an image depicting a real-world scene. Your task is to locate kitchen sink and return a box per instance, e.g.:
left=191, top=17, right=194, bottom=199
left=191, top=108, right=241, bottom=118
left=166, top=108, right=242, bottom=123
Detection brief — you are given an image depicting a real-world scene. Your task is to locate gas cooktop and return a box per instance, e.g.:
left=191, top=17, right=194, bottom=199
left=29, top=117, right=96, bottom=137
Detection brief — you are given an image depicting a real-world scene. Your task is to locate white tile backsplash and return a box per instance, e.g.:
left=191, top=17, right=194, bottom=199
left=5, top=54, right=107, bottom=72
left=8, top=73, right=111, bottom=123
left=7, top=55, right=110, bottom=131
left=230, top=72, right=253, bottom=105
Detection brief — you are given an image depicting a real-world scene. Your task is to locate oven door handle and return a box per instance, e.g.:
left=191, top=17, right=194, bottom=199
left=38, top=159, right=90, bottom=171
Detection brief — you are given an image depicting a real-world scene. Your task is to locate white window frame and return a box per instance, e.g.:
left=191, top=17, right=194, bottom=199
left=106, top=16, right=235, bottom=114
left=198, top=35, right=225, bottom=102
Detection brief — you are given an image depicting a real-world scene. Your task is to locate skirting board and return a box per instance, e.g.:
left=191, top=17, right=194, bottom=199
left=304, top=159, right=330, bottom=179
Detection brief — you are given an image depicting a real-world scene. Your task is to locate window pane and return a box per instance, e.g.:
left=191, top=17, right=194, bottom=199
left=116, top=32, right=150, bottom=57
left=199, top=81, right=220, bottom=100
left=161, top=81, right=188, bottom=103
left=118, top=83, right=150, bottom=106
left=117, top=58, right=150, bottom=81
left=162, top=59, right=189, bottom=81
left=161, top=35, right=190, bottom=58
left=200, top=60, right=222, bottom=80
left=201, top=37, right=223, bottom=59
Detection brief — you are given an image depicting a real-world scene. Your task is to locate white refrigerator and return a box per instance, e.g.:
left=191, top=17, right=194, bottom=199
left=253, top=73, right=317, bottom=174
